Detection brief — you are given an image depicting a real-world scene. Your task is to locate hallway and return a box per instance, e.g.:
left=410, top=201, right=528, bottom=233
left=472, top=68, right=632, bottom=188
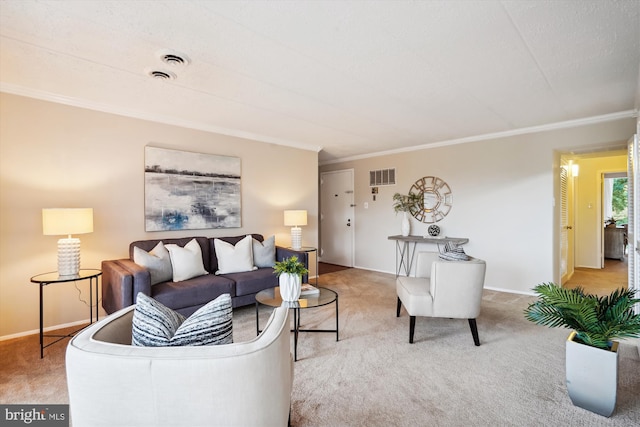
left=565, top=257, right=628, bottom=296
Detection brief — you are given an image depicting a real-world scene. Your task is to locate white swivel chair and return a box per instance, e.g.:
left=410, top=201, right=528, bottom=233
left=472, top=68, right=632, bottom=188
left=396, top=251, right=486, bottom=345
left=66, top=305, right=293, bottom=427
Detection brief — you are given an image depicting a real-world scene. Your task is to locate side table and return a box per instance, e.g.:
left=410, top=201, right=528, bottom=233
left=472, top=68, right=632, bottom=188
left=30, top=269, right=102, bottom=358
left=289, top=246, right=318, bottom=286
left=255, top=286, right=338, bottom=361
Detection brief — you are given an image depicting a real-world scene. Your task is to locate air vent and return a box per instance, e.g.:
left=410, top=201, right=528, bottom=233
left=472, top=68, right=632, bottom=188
left=161, top=54, right=186, bottom=65
left=147, top=70, right=176, bottom=80
left=369, top=168, right=396, bottom=186
left=157, top=50, right=190, bottom=66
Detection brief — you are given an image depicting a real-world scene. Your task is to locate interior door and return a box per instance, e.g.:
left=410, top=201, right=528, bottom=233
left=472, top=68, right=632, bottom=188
left=320, top=169, right=354, bottom=266
left=560, top=158, right=574, bottom=284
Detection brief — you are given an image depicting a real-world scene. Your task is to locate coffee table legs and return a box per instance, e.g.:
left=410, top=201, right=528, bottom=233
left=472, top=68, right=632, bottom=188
left=255, top=296, right=339, bottom=362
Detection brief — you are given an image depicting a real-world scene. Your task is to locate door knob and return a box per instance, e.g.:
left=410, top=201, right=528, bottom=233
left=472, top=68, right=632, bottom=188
left=347, top=219, right=351, bottom=227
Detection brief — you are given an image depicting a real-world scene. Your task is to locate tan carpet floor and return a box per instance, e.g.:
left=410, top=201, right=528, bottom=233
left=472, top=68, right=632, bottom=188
left=1, top=268, right=639, bottom=426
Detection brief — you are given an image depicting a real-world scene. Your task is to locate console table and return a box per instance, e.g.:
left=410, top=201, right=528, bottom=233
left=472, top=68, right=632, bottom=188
left=388, top=235, right=469, bottom=277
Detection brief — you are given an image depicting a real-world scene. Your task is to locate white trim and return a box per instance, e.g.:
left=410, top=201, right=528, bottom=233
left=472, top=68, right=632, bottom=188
left=0, top=83, right=323, bottom=154
left=0, top=318, right=91, bottom=342
left=320, top=110, right=639, bottom=166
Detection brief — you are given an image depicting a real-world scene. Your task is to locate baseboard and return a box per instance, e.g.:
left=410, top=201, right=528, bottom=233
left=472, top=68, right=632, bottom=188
left=0, top=318, right=92, bottom=342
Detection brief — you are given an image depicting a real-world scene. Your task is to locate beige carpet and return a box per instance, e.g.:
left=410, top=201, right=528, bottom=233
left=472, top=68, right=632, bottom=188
left=1, top=268, right=639, bottom=426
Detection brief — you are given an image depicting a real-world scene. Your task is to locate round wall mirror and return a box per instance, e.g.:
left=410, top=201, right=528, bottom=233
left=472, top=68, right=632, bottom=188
left=408, top=176, right=453, bottom=223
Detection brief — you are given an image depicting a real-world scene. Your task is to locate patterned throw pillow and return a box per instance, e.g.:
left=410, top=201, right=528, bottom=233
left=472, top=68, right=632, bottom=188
left=132, top=293, right=233, bottom=347
left=439, top=241, right=470, bottom=261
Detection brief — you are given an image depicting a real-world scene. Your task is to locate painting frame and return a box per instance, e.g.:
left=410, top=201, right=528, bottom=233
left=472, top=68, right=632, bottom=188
left=144, top=146, right=241, bottom=231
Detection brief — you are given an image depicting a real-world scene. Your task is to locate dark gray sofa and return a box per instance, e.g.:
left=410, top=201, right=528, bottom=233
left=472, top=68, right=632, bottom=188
left=101, top=234, right=308, bottom=316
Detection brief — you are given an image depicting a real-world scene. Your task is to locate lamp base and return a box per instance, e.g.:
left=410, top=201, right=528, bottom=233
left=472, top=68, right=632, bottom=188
left=290, top=227, right=302, bottom=251
left=57, top=237, right=81, bottom=276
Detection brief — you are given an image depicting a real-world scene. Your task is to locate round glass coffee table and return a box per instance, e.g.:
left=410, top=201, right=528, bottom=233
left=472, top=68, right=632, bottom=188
left=255, top=286, right=339, bottom=361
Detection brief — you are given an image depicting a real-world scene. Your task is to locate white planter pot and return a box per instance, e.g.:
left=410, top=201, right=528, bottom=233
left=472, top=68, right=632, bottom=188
left=279, top=273, right=301, bottom=302
left=566, top=331, right=619, bottom=417
left=401, top=212, right=411, bottom=237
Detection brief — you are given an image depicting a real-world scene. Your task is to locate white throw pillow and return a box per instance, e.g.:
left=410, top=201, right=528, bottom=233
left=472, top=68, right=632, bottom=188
left=165, top=239, right=209, bottom=282
left=133, top=241, right=173, bottom=285
left=214, top=235, right=257, bottom=275
left=253, top=235, right=276, bottom=268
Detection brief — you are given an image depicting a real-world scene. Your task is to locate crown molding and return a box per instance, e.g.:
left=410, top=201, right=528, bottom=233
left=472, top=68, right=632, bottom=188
left=319, top=110, right=639, bottom=166
left=0, top=83, right=323, bottom=154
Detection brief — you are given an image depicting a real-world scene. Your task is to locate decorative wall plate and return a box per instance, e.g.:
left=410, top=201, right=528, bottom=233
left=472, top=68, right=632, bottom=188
left=408, top=176, right=452, bottom=223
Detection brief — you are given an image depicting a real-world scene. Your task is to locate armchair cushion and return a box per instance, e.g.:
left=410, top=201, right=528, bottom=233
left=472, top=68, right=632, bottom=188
left=132, top=293, right=233, bottom=346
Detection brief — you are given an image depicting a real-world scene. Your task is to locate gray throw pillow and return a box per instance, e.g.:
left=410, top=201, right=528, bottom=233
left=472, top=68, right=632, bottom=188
left=253, top=235, right=276, bottom=268
left=133, top=242, right=173, bottom=285
left=132, top=292, right=233, bottom=347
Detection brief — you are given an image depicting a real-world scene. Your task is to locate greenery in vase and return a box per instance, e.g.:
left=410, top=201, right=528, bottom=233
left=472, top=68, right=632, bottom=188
left=273, top=256, right=309, bottom=277
left=523, top=282, right=640, bottom=349
left=392, top=192, right=422, bottom=214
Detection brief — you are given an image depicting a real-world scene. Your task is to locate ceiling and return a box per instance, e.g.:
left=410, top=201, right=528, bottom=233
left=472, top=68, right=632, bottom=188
left=1, top=1, right=639, bottom=164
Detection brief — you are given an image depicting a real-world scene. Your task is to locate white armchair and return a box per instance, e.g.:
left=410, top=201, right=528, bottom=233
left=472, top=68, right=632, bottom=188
left=66, top=305, right=293, bottom=427
left=396, top=251, right=486, bottom=345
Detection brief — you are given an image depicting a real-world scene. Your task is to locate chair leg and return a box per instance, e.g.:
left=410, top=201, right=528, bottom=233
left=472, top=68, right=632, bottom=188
left=396, top=297, right=402, bottom=317
left=409, top=316, right=416, bottom=343
left=468, top=318, right=480, bottom=346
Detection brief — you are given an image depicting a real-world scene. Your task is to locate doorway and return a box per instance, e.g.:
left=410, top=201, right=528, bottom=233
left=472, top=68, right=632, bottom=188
left=319, top=169, right=355, bottom=267
left=562, top=156, right=629, bottom=296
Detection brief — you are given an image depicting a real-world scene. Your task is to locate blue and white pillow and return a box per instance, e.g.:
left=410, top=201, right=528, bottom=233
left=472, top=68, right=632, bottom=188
left=132, top=292, right=233, bottom=347
left=439, top=241, right=470, bottom=261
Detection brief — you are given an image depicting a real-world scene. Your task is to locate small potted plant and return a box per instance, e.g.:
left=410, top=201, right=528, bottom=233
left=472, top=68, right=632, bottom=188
left=392, top=192, right=422, bottom=236
left=524, top=283, right=640, bottom=417
left=273, top=256, right=309, bottom=301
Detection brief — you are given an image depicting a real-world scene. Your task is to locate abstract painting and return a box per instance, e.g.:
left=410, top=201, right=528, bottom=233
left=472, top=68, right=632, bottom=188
left=145, top=146, right=241, bottom=231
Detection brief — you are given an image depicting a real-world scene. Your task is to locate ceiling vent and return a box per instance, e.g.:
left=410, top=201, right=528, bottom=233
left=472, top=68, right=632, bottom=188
left=157, top=50, right=190, bottom=66
left=147, top=70, right=176, bottom=80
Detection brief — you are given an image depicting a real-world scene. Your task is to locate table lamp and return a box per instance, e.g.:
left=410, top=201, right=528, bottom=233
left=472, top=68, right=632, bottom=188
left=284, top=210, right=307, bottom=250
left=42, top=208, right=94, bottom=276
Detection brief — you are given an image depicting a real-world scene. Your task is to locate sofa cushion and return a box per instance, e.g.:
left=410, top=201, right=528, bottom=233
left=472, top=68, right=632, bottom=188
left=214, top=235, right=257, bottom=274
left=165, top=239, right=209, bottom=282
left=224, top=268, right=278, bottom=297
left=152, top=274, right=235, bottom=311
left=133, top=242, right=173, bottom=285
left=132, top=293, right=233, bottom=347
left=253, top=235, right=276, bottom=268
left=439, top=241, right=470, bottom=261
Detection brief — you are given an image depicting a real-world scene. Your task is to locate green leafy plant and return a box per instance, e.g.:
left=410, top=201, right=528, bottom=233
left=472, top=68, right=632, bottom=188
left=524, top=283, right=640, bottom=349
left=273, top=256, right=309, bottom=277
left=392, top=192, right=422, bottom=214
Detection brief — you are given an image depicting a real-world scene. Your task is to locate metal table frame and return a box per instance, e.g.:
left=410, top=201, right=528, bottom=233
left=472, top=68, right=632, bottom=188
left=388, top=235, right=469, bottom=277
left=255, top=286, right=338, bottom=361
left=30, top=269, right=102, bottom=358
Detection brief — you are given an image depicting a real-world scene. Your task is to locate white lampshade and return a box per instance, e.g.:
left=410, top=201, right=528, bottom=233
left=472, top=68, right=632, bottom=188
left=43, top=208, right=94, bottom=236
left=284, top=210, right=307, bottom=250
left=284, top=210, right=307, bottom=227
left=42, top=208, right=93, bottom=276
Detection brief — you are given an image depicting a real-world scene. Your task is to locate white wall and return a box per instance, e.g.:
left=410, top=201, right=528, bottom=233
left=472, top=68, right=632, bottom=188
left=0, top=93, right=318, bottom=338
left=320, top=119, right=636, bottom=295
